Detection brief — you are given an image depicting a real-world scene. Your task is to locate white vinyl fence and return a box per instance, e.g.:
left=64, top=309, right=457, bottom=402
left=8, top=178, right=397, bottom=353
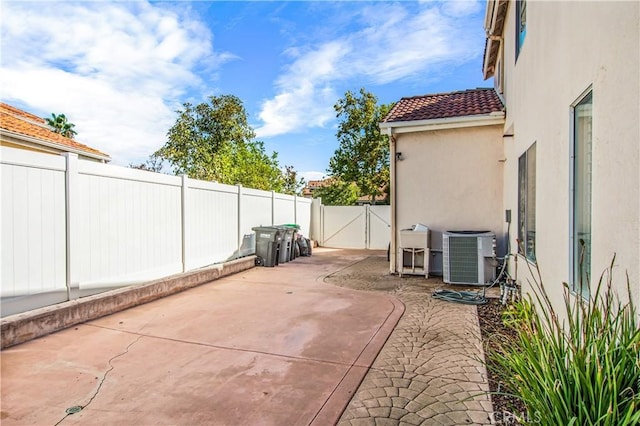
left=319, top=204, right=390, bottom=250
left=1, top=147, right=311, bottom=316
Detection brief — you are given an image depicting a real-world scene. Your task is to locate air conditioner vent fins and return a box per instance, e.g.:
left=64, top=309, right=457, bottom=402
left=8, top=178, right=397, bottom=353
left=443, top=231, right=496, bottom=285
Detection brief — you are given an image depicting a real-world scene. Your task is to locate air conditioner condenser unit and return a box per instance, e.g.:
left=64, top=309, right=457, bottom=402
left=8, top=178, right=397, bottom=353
left=443, top=231, right=496, bottom=285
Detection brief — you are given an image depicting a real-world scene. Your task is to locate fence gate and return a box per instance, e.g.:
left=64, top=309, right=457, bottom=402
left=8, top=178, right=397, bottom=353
left=320, top=205, right=390, bottom=249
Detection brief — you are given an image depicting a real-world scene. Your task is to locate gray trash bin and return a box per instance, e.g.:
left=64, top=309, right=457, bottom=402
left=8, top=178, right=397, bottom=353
left=252, top=226, right=281, bottom=267
left=282, top=224, right=301, bottom=261
left=277, top=226, right=293, bottom=264
left=297, top=237, right=310, bottom=256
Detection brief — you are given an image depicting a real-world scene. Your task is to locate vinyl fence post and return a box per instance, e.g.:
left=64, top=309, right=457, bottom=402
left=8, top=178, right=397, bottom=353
left=237, top=184, right=243, bottom=257
left=365, top=204, right=370, bottom=249
left=320, top=204, right=324, bottom=246
left=64, top=153, right=79, bottom=301
left=310, top=197, right=321, bottom=243
left=271, top=190, right=275, bottom=225
left=181, top=174, right=188, bottom=272
left=294, top=195, right=297, bottom=225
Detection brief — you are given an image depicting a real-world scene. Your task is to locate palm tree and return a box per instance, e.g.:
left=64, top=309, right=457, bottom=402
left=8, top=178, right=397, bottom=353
left=45, top=113, right=77, bottom=139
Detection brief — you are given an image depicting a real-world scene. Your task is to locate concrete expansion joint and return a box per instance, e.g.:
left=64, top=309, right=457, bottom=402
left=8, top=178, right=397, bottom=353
left=88, top=323, right=364, bottom=370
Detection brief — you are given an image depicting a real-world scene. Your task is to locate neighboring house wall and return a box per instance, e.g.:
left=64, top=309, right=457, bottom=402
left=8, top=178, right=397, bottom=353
left=394, top=125, right=505, bottom=272
left=0, top=139, right=56, bottom=156
left=497, top=1, right=639, bottom=307
left=0, top=136, right=107, bottom=162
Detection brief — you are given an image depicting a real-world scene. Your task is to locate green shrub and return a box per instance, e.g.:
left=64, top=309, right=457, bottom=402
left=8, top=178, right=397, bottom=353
left=489, top=260, right=640, bottom=425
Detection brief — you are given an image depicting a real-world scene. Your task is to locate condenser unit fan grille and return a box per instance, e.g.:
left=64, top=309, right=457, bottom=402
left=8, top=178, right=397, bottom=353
left=447, top=236, right=479, bottom=283
left=443, top=231, right=496, bottom=285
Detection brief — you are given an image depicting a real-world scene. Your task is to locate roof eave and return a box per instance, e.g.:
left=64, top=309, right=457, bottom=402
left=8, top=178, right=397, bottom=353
left=0, top=129, right=111, bottom=162
left=380, top=112, right=505, bottom=135
left=484, top=0, right=498, bottom=33
left=482, top=0, right=509, bottom=80
left=483, top=37, right=497, bottom=80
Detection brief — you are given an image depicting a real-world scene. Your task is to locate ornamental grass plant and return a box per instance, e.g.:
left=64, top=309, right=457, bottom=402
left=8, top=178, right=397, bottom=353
left=489, top=258, right=640, bottom=425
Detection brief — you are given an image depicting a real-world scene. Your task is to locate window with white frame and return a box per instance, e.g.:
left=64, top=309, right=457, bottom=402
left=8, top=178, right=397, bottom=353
left=516, top=0, right=527, bottom=60
left=571, top=90, right=593, bottom=299
left=518, top=143, right=536, bottom=261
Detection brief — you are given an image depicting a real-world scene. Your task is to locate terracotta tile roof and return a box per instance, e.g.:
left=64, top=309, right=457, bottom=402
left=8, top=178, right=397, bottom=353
left=0, top=103, right=110, bottom=159
left=382, top=88, right=504, bottom=123
left=302, top=178, right=332, bottom=197
left=357, top=193, right=387, bottom=204
left=302, top=177, right=388, bottom=204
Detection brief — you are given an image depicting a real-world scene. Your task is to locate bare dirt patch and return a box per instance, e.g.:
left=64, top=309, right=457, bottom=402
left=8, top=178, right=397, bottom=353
left=478, top=299, right=527, bottom=424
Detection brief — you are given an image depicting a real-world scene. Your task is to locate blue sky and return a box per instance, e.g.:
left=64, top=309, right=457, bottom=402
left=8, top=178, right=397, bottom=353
left=1, top=0, right=491, bottom=181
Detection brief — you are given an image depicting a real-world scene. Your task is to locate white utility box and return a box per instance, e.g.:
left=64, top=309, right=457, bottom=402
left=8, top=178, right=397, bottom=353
left=399, top=225, right=430, bottom=278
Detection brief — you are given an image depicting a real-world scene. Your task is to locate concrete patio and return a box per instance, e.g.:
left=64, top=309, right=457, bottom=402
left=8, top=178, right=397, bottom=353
left=1, top=249, right=494, bottom=425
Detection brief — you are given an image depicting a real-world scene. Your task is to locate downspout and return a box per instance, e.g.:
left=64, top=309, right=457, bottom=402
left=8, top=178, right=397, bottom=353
left=389, top=130, right=397, bottom=274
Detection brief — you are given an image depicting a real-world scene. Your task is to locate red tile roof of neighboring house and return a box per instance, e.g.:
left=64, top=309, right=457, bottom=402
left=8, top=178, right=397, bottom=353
left=301, top=178, right=388, bottom=203
left=302, top=178, right=332, bottom=197
left=382, top=88, right=504, bottom=123
left=0, top=102, right=110, bottom=159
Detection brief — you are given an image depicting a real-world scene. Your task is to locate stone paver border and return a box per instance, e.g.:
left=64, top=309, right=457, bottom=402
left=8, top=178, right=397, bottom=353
left=326, top=255, right=495, bottom=426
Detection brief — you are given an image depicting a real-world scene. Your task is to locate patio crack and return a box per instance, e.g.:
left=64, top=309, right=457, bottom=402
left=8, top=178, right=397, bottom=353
left=54, top=335, right=143, bottom=425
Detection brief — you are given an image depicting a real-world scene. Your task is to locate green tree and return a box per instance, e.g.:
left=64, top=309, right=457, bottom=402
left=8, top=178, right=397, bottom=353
left=45, top=113, right=77, bottom=138
left=281, top=165, right=305, bottom=196
left=129, top=156, right=165, bottom=173
left=154, top=95, right=284, bottom=190
left=328, top=88, right=392, bottom=204
left=314, top=179, right=360, bottom=206
left=222, top=140, right=284, bottom=191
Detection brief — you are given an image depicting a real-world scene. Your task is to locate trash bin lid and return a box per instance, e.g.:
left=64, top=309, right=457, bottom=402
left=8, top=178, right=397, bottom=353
left=252, top=226, right=281, bottom=236
left=276, top=226, right=294, bottom=237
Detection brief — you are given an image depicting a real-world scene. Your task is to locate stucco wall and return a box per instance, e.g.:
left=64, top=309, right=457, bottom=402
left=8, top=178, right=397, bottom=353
left=500, top=1, right=639, bottom=308
left=0, top=137, right=105, bottom=162
left=394, top=124, right=504, bottom=273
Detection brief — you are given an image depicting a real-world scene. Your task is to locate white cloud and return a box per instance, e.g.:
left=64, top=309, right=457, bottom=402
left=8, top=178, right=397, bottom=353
left=1, top=66, right=172, bottom=161
left=300, top=171, right=327, bottom=183
left=256, top=41, right=349, bottom=138
left=441, top=0, right=482, bottom=18
left=255, top=2, right=482, bottom=138
left=0, top=1, right=231, bottom=165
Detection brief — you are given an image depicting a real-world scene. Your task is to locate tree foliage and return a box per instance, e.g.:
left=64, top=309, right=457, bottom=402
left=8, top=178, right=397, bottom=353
left=221, top=140, right=284, bottom=191
left=129, top=156, right=165, bottom=173
left=281, top=165, right=306, bottom=196
left=314, top=179, right=360, bottom=206
left=328, top=88, right=392, bottom=204
left=46, top=113, right=77, bottom=139
left=153, top=95, right=287, bottom=191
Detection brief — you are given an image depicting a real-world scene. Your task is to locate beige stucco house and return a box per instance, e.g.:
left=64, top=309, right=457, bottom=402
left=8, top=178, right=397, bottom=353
left=383, top=0, right=639, bottom=311
left=0, top=103, right=110, bottom=162
left=380, top=89, right=506, bottom=276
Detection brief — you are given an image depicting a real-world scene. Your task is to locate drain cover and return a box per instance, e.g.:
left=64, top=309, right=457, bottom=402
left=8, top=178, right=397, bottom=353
left=65, top=406, right=83, bottom=414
